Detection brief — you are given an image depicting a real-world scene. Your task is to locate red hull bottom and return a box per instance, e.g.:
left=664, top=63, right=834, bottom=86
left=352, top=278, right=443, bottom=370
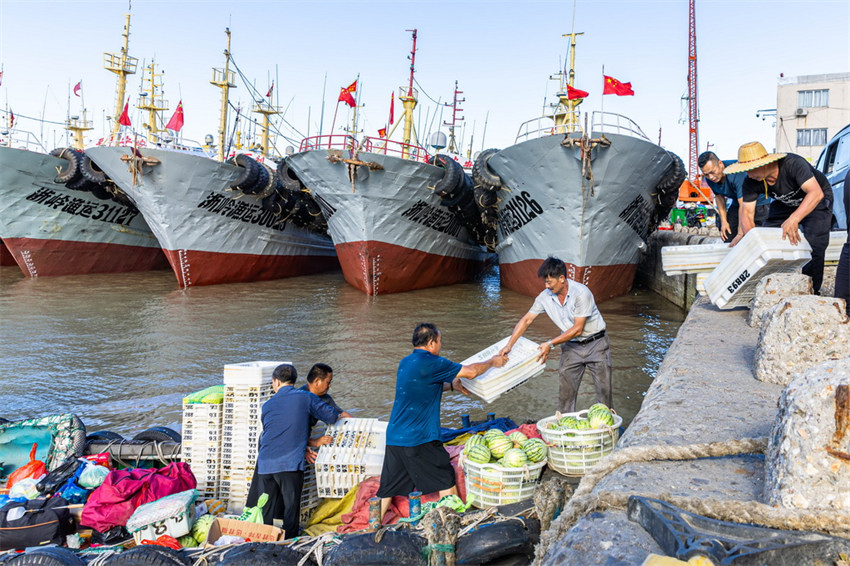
left=3, top=237, right=170, bottom=277
left=0, top=241, right=16, bottom=266
left=162, top=248, right=340, bottom=288
left=335, top=240, right=488, bottom=295
left=500, top=260, right=637, bottom=303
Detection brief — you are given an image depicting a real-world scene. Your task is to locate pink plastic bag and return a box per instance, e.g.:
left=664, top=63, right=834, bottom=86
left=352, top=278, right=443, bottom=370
left=79, top=462, right=196, bottom=533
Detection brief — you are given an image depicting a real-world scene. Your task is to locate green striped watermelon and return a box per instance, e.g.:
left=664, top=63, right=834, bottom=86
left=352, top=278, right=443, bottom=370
left=487, top=435, right=513, bottom=458
left=466, top=444, right=491, bottom=464
left=484, top=428, right=507, bottom=442
left=508, top=431, right=528, bottom=446
left=465, top=434, right=486, bottom=449
left=501, top=448, right=528, bottom=467
left=521, top=438, right=548, bottom=463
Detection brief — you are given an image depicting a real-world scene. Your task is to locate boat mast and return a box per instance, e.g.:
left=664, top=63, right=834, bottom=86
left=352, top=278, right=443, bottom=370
left=348, top=73, right=361, bottom=140
left=210, top=28, right=236, bottom=161
left=137, top=61, right=169, bottom=144
left=103, top=13, right=138, bottom=138
left=552, top=32, right=583, bottom=133
left=443, top=80, right=464, bottom=154
left=399, top=29, right=418, bottom=158
left=253, top=95, right=280, bottom=158
left=65, top=112, right=93, bottom=150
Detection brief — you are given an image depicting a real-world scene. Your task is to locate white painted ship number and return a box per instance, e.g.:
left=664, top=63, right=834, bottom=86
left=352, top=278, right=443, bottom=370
left=726, top=269, right=751, bottom=294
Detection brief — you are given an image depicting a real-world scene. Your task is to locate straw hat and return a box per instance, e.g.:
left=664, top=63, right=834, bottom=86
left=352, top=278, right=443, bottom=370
left=724, top=142, right=786, bottom=174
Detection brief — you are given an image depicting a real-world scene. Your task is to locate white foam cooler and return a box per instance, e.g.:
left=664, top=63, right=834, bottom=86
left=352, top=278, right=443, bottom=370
left=458, top=336, right=545, bottom=403
left=704, top=228, right=812, bottom=309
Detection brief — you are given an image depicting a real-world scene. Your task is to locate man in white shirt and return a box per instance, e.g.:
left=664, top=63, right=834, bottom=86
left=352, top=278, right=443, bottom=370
left=499, top=256, right=612, bottom=413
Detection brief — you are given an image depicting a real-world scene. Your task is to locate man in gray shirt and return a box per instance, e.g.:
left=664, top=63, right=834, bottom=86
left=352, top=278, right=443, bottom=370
left=499, top=256, right=612, bottom=413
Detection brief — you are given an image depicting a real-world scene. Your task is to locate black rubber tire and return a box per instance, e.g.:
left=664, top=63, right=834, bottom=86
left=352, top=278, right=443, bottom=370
left=262, top=191, right=282, bottom=214
left=456, top=521, right=533, bottom=565
left=0, top=417, right=10, bottom=424
left=229, top=154, right=260, bottom=191
left=253, top=162, right=277, bottom=198
left=656, top=151, right=686, bottom=193
left=440, top=187, right=474, bottom=209
left=88, top=184, right=113, bottom=201
left=472, top=148, right=502, bottom=189
left=218, top=542, right=312, bottom=565
left=240, top=159, right=271, bottom=196
left=431, top=154, right=463, bottom=199
left=324, top=531, right=426, bottom=566
left=276, top=159, right=303, bottom=193
left=80, top=154, right=108, bottom=184
left=103, top=545, right=191, bottom=566
left=49, top=147, right=83, bottom=184
left=132, top=426, right=182, bottom=443
left=6, top=547, right=85, bottom=566
left=86, top=430, right=125, bottom=443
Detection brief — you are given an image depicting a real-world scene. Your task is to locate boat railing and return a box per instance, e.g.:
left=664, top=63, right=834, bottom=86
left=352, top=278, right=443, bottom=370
left=299, top=135, right=358, bottom=152
left=590, top=111, right=651, bottom=141
left=0, top=130, right=48, bottom=153
left=514, top=113, right=581, bottom=143
left=360, top=137, right=432, bottom=163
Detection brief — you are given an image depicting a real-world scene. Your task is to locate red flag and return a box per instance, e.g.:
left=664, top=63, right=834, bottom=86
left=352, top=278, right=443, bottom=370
left=166, top=100, right=185, bottom=131
left=338, top=86, right=356, bottom=108
left=73, top=81, right=82, bottom=97
left=118, top=100, right=132, bottom=126
left=603, top=75, right=634, bottom=96
left=266, top=81, right=274, bottom=98
left=389, top=92, right=395, bottom=125
left=0, top=71, right=5, bottom=86
left=566, top=85, right=589, bottom=100
left=8, top=109, right=14, bottom=129
left=378, top=127, right=387, bottom=138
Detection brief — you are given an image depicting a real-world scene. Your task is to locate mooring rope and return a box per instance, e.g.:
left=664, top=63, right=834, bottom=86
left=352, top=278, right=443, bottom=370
left=533, top=436, right=850, bottom=564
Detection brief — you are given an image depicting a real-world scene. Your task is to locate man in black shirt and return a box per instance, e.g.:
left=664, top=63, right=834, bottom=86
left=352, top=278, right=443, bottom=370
left=726, top=141, right=833, bottom=294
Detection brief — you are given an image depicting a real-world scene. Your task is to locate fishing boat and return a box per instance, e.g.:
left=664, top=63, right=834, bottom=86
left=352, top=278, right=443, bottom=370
left=0, top=240, right=18, bottom=267
left=285, top=31, right=491, bottom=295
left=476, top=34, right=684, bottom=301
left=0, top=117, right=167, bottom=278
left=86, top=24, right=338, bottom=288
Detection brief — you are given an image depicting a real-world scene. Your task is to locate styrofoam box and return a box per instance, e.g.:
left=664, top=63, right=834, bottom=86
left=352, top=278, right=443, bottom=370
left=458, top=336, right=545, bottom=403
left=126, top=489, right=198, bottom=543
left=223, top=361, right=289, bottom=386
left=704, top=228, right=812, bottom=310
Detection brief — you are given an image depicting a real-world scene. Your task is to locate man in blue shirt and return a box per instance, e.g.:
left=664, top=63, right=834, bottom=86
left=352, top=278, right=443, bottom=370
left=257, top=363, right=341, bottom=537
left=699, top=151, right=770, bottom=243
left=299, top=363, right=351, bottom=430
left=376, top=323, right=507, bottom=520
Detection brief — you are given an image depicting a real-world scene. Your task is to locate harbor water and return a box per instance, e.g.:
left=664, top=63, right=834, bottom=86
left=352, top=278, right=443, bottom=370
left=0, top=265, right=685, bottom=435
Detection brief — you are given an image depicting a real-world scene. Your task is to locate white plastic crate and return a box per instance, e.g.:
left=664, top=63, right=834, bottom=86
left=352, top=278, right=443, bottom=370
left=458, top=336, right=546, bottom=403
left=315, top=418, right=388, bottom=498
left=462, top=459, right=546, bottom=508
left=126, top=489, right=198, bottom=544
left=704, top=228, right=812, bottom=309
left=661, top=242, right=729, bottom=275
left=223, top=361, right=288, bottom=386
left=537, top=410, right=622, bottom=477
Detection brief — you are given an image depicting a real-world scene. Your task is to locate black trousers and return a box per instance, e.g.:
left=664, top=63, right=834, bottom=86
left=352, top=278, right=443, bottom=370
left=764, top=201, right=832, bottom=294
left=836, top=240, right=850, bottom=314
left=259, top=470, right=304, bottom=539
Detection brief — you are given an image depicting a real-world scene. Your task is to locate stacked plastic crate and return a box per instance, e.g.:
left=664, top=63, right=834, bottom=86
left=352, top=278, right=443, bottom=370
left=182, top=399, right=222, bottom=499
left=181, top=386, right=225, bottom=499
left=218, top=361, right=281, bottom=514
left=315, top=418, right=388, bottom=498
left=458, top=336, right=545, bottom=403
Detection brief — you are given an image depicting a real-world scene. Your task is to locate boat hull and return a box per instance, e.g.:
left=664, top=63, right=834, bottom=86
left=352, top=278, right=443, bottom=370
left=0, top=146, right=168, bottom=277
left=287, top=150, right=489, bottom=295
left=85, top=146, right=339, bottom=288
left=488, top=132, right=672, bottom=301
left=0, top=240, right=18, bottom=267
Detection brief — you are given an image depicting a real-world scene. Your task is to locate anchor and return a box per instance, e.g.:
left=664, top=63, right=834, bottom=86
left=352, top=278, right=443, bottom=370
left=120, top=147, right=161, bottom=185
left=627, top=496, right=850, bottom=565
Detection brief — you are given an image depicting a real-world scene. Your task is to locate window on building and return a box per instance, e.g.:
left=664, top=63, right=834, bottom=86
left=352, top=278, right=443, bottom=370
left=797, top=128, right=828, bottom=147
left=797, top=89, right=829, bottom=108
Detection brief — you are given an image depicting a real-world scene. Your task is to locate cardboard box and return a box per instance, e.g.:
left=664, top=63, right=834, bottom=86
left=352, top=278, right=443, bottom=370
left=204, top=517, right=284, bottom=547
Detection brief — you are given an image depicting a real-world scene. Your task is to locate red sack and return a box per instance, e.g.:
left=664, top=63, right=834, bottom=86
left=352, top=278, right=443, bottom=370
left=79, top=462, right=196, bottom=533
left=6, top=444, right=47, bottom=489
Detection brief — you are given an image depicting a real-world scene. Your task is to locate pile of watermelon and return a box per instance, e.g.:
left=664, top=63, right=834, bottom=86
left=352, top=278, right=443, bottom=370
left=463, top=428, right=548, bottom=467
left=546, top=403, right=615, bottom=434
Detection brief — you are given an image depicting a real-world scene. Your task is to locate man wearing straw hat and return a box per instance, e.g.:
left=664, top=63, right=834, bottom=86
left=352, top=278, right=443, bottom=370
left=726, top=141, right=833, bottom=294
left=698, top=151, right=770, bottom=243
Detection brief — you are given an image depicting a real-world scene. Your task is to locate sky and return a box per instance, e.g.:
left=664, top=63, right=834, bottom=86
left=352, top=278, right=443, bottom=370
left=1, top=0, right=848, bottom=173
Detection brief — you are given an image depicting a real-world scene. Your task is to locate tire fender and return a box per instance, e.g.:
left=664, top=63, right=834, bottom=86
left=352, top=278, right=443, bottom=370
left=49, top=148, right=83, bottom=184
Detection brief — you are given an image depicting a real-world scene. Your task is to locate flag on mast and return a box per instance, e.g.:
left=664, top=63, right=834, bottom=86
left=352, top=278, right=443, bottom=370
left=566, top=85, right=589, bottom=100
left=389, top=92, right=395, bottom=125
left=8, top=109, right=14, bottom=129
left=602, top=75, right=634, bottom=96
left=118, top=100, right=132, bottom=126
left=338, top=80, right=357, bottom=107
left=266, top=81, right=274, bottom=98
left=166, top=100, right=185, bottom=131
left=73, top=81, right=82, bottom=97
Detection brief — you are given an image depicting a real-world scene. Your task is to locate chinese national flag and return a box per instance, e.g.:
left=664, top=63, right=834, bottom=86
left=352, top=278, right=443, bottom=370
left=338, top=80, right=357, bottom=107
left=73, top=81, right=82, bottom=97
left=603, top=75, right=634, bottom=96
left=389, top=92, right=395, bottom=125
left=166, top=100, right=185, bottom=131
left=378, top=127, right=387, bottom=138
left=8, top=109, right=13, bottom=129
left=118, top=100, right=132, bottom=126
left=566, top=85, right=589, bottom=100
left=266, top=81, right=274, bottom=98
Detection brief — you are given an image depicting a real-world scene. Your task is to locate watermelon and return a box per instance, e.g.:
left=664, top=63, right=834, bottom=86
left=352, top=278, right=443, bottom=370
left=558, top=416, right=580, bottom=430
left=465, top=434, right=487, bottom=449
left=575, top=419, right=592, bottom=431
left=508, top=431, right=528, bottom=446
left=546, top=422, right=562, bottom=431
left=588, top=403, right=610, bottom=415
left=484, top=428, right=506, bottom=442
left=588, top=409, right=615, bottom=429
left=521, top=438, right=548, bottom=463
left=191, top=514, right=216, bottom=544
left=178, top=534, right=198, bottom=548
left=501, top=448, right=528, bottom=467
left=487, top=435, right=513, bottom=458
left=466, top=444, right=491, bottom=464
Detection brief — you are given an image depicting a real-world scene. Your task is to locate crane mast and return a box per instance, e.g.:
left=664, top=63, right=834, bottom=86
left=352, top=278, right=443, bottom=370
left=688, top=0, right=699, bottom=183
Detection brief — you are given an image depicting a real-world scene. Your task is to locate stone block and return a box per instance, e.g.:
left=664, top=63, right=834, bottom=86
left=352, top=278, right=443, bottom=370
left=754, top=295, right=850, bottom=385
left=747, top=273, right=812, bottom=328
left=765, top=358, right=850, bottom=512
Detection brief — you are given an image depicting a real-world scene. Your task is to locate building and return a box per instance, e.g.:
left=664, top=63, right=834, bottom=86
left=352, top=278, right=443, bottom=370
left=775, top=72, right=850, bottom=161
